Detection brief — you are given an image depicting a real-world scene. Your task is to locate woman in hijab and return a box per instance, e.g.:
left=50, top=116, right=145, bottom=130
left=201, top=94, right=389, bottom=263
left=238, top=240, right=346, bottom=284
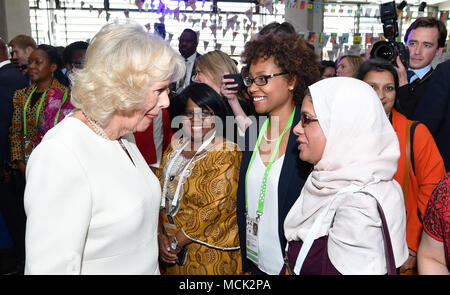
left=282, top=77, right=408, bottom=275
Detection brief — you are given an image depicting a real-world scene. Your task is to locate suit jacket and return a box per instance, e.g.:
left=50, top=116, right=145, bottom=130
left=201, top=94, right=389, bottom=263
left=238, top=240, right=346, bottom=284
left=413, top=59, right=450, bottom=172
left=169, top=52, right=201, bottom=93
left=395, top=68, right=433, bottom=119
left=236, top=105, right=312, bottom=274
left=25, top=118, right=161, bottom=274
left=0, top=63, right=28, bottom=166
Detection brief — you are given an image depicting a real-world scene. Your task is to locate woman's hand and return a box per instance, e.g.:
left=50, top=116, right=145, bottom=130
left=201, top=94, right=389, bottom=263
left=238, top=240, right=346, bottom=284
left=221, top=72, right=239, bottom=103
left=158, top=233, right=178, bottom=264
left=400, top=249, right=417, bottom=273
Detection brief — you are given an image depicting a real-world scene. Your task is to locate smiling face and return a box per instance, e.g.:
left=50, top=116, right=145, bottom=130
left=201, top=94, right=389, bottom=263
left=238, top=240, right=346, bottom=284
left=363, top=70, right=396, bottom=116
left=292, top=95, right=326, bottom=165
left=181, top=98, right=216, bottom=143
left=114, top=79, right=171, bottom=135
left=27, top=49, right=57, bottom=83
left=407, top=26, right=441, bottom=69
left=246, top=56, right=296, bottom=116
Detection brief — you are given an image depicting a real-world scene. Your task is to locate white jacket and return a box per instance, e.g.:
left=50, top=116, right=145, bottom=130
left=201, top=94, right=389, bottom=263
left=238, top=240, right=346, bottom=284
left=24, top=116, right=161, bottom=275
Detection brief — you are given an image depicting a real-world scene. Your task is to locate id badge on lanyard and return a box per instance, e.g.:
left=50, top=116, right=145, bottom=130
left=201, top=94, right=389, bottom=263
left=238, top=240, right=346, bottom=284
left=160, top=131, right=216, bottom=236
left=24, top=138, right=31, bottom=164
left=244, top=107, right=296, bottom=266
left=246, top=215, right=260, bottom=265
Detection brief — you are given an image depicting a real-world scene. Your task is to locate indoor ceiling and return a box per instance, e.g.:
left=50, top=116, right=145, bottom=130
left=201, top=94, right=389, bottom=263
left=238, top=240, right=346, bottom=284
left=324, top=0, right=450, bottom=6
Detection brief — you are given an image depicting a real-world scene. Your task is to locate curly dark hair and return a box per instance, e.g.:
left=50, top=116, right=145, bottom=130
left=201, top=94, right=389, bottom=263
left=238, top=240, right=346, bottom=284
left=241, top=33, right=320, bottom=105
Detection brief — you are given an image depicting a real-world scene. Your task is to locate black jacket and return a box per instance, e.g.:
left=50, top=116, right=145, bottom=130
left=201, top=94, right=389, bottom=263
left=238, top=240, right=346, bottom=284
left=395, top=68, right=433, bottom=119
left=236, top=105, right=312, bottom=274
left=168, top=52, right=201, bottom=93
left=413, top=59, right=450, bottom=171
left=0, top=63, right=28, bottom=166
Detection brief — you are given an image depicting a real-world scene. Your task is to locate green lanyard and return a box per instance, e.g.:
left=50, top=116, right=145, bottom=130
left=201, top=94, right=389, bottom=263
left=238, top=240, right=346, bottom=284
left=23, top=86, right=49, bottom=136
left=53, top=88, right=69, bottom=127
left=245, top=106, right=296, bottom=220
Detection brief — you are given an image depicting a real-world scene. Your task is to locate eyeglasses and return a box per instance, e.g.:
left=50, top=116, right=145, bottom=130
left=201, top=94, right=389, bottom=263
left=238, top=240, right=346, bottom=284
left=243, top=72, right=288, bottom=87
left=301, top=113, right=319, bottom=127
left=182, top=110, right=215, bottom=120
left=191, top=71, right=200, bottom=82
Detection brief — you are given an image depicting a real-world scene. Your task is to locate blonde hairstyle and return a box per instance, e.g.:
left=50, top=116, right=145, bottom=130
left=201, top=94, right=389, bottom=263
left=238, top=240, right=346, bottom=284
left=195, top=50, right=238, bottom=90
left=8, top=34, right=37, bottom=50
left=70, top=21, right=185, bottom=126
left=340, top=55, right=365, bottom=73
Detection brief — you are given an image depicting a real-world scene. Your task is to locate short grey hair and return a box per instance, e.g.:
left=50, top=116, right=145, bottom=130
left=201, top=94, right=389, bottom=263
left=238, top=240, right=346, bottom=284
left=70, top=20, right=185, bottom=125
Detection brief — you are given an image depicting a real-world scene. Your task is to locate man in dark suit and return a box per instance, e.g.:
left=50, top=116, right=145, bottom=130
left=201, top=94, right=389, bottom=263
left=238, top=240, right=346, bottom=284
left=395, top=17, right=447, bottom=119
left=414, top=59, right=450, bottom=172
left=0, top=39, right=28, bottom=181
left=0, top=39, right=28, bottom=273
left=170, top=29, right=201, bottom=94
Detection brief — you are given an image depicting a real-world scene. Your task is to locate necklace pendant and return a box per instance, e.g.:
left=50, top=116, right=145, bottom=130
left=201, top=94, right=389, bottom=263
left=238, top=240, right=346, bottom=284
left=263, top=130, right=280, bottom=143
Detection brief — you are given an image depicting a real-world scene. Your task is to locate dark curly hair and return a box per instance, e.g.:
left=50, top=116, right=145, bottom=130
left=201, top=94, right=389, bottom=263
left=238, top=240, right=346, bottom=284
left=241, top=33, right=320, bottom=105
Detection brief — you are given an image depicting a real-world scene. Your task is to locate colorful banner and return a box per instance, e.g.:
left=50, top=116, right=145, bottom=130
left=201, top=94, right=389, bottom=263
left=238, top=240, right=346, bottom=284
left=74, top=0, right=450, bottom=59
left=341, top=33, right=349, bottom=44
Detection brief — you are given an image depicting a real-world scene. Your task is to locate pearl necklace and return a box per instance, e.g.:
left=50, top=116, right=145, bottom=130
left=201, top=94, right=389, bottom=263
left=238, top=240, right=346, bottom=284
left=83, top=111, right=128, bottom=152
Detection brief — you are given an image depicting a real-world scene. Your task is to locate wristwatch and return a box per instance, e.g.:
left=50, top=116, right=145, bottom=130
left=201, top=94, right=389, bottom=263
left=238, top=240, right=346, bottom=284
left=171, top=236, right=181, bottom=251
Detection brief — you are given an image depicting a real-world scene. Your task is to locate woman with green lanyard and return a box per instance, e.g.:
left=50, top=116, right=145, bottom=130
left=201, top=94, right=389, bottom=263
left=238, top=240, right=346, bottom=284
left=9, top=44, right=71, bottom=176
left=235, top=33, right=320, bottom=275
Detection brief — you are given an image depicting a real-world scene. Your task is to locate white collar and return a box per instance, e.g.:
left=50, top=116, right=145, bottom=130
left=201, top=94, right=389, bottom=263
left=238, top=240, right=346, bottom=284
left=410, top=64, right=432, bottom=80
left=0, top=60, right=11, bottom=69
left=185, top=52, right=197, bottom=63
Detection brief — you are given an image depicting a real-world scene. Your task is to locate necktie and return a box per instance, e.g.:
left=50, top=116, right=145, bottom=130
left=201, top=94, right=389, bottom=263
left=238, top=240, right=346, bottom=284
left=178, top=59, right=189, bottom=89
left=407, top=70, right=416, bottom=83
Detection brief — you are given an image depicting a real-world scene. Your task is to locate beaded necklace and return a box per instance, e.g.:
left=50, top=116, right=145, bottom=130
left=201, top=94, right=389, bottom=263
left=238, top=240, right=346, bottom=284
left=83, top=111, right=128, bottom=153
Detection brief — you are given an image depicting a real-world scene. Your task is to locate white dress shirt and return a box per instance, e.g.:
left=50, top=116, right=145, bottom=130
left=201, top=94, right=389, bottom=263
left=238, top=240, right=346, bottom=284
left=24, top=116, right=161, bottom=275
left=177, top=52, right=197, bottom=92
left=409, top=64, right=432, bottom=83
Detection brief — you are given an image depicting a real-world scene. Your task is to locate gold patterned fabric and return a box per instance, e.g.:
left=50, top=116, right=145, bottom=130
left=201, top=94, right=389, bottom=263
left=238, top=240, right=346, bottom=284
left=9, top=79, right=68, bottom=167
left=156, top=141, right=242, bottom=275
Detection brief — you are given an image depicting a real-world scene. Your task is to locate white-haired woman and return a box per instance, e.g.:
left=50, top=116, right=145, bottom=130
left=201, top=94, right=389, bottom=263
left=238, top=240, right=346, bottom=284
left=23, top=22, right=185, bottom=275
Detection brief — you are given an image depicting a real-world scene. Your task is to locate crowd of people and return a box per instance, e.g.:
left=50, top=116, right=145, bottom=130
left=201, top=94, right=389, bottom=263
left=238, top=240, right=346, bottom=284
left=0, top=17, right=449, bottom=275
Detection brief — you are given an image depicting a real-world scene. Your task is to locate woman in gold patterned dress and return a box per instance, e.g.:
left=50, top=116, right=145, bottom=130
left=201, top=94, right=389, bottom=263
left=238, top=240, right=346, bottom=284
left=9, top=44, right=71, bottom=175
left=156, top=83, right=242, bottom=275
